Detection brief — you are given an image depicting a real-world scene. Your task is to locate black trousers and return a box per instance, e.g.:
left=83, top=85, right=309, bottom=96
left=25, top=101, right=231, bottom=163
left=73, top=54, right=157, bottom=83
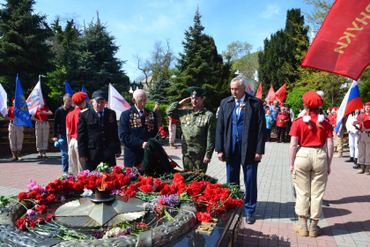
left=266, top=129, right=272, bottom=142
left=277, top=127, right=286, bottom=142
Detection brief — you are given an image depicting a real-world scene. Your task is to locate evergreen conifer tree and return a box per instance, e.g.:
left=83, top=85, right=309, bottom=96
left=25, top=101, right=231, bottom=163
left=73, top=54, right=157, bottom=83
left=0, top=0, right=53, bottom=95
left=167, top=8, right=230, bottom=111
left=65, top=13, right=126, bottom=96
left=149, top=72, right=170, bottom=104
left=258, top=8, right=309, bottom=95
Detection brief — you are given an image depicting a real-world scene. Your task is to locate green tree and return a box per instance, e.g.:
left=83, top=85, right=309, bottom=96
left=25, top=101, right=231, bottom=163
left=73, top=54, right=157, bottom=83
left=222, top=41, right=259, bottom=79
left=258, top=8, right=309, bottom=95
left=167, top=8, right=231, bottom=111
left=303, top=0, right=334, bottom=29
left=0, top=0, right=54, bottom=96
left=148, top=72, right=170, bottom=104
left=65, top=13, right=126, bottom=96
left=49, top=18, right=80, bottom=66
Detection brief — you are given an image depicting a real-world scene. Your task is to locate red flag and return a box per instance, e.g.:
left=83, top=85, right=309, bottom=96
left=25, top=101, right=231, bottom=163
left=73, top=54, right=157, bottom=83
left=265, top=85, right=275, bottom=102
left=255, top=83, right=262, bottom=99
left=301, top=1, right=370, bottom=80
left=275, top=83, right=287, bottom=102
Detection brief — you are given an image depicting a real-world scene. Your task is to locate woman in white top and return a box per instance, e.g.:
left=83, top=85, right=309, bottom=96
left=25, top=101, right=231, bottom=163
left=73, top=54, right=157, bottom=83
left=345, top=110, right=360, bottom=168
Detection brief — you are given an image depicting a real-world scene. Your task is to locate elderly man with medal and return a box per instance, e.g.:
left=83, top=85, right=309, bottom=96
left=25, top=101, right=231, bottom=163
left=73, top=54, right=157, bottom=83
left=119, top=89, right=158, bottom=168
left=166, top=86, right=216, bottom=173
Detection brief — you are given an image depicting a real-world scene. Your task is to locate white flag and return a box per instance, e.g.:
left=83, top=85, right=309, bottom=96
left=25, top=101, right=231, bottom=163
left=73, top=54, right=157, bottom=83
left=26, top=77, right=44, bottom=115
left=108, top=83, right=131, bottom=120
left=0, top=83, right=7, bottom=117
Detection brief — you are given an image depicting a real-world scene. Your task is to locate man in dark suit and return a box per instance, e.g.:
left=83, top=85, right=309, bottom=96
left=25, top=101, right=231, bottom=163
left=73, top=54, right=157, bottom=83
left=119, top=89, right=158, bottom=167
left=77, top=91, right=121, bottom=171
left=215, top=76, right=266, bottom=224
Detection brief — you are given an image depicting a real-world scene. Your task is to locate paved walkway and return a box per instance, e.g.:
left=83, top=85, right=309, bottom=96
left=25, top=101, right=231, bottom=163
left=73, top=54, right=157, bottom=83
left=0, top=140, right=370, bottom=246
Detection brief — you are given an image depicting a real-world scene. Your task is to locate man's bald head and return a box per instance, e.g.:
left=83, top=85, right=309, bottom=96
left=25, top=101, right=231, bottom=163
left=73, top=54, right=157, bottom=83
left=132, top=89, right=147, bottom=111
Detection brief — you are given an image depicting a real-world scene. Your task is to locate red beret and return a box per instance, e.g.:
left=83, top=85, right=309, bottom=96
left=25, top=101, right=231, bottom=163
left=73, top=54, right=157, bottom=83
left=303, top=91, right=323, bottom=108
left=328, top=107, right=332, bottom=111
left=11, top=96, right=15, bottom=102
left=72, top=92, right=87, bottom=104
left=365, top=102, right=370, bottom=106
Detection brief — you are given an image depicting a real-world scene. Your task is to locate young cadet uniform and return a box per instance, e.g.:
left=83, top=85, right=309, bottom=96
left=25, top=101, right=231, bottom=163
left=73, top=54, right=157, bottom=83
left=290, top=91, right=333, bottom=237
left=167, top=87, right=215, bottom=173
left=66, top=92, right=87, bottom=176
left=7, top=97, right=24, bottom=161
left=34, top=105, right=51, bottom=157
left=355, top=102, right=370, bottom=175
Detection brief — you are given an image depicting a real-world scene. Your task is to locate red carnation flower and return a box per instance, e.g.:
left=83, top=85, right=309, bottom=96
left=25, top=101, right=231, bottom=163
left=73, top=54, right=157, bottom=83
left=196, top=212, right=212, bottom=222
left=138, top=222, right=147, bottom=227
left=37, top=198, right=45, bottom=205
left=47, top=194, right=56, bottom=204
left=18, top=192, right=28, bottom=200
left=113, top=166, right=123, bottom=174
left=73, top=182, right=84, bottom=191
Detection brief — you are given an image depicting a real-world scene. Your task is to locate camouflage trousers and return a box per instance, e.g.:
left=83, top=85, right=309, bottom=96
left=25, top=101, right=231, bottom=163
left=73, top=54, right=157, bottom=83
left=183, top=152, right=208, bottom=173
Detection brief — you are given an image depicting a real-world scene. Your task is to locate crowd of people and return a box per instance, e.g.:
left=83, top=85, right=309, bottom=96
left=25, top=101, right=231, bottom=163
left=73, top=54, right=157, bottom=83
left=3, top=76, right=369, bottom=237
left=263, top=100, right=294, bottom=143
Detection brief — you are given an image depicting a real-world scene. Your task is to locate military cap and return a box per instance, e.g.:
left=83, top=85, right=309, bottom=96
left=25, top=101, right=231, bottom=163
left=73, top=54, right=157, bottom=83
left=92, top=91, right=106, bottom=100
left=302, top=91, right=323, bottom=108
left=189, top=86, right=206, bottom=98
left=72, top=92, right=87, bottom=104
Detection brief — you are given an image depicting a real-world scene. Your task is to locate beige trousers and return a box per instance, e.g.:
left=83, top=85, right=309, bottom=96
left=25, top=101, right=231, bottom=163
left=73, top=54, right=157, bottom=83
left=292, top=147, right=328, bottom=220
left=35, top=122, right=50, bottom=151
left=169, top=124, right=176, bottom=144
left=8, top=123, right=24, bottom=151
left=68, top=138, right=84, bottom=176
left=358, top=132, right=370, bottom=165
left=334, top=134, right=343, bottom=153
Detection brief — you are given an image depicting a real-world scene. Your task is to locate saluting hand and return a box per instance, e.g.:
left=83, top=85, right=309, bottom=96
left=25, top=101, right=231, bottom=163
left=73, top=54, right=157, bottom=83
left=179, top=97, right=191, bottom=105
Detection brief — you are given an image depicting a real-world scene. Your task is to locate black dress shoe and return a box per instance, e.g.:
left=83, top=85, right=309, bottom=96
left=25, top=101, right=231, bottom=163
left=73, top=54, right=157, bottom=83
left=245, top=213, right=256, bottom=224
left=345, top=157, right=354, bottom=162
left=353, top=163, right=360, bottom=169
left=354, top=158, right=357, bottom=165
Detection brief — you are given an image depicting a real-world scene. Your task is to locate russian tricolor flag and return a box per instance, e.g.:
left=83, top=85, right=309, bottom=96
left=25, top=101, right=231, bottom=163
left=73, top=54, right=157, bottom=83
left=335, top=81, right=363, bottom=134
left=248, top=84, right=254, bottom=96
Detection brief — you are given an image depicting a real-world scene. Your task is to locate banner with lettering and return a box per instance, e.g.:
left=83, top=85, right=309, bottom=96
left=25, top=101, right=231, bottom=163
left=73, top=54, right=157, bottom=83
left=301, top=1, right=370, bottom=80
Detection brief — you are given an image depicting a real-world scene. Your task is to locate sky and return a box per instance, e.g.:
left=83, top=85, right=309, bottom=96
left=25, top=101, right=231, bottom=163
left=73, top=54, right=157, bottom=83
left=1, top=0, right=315, bottom=82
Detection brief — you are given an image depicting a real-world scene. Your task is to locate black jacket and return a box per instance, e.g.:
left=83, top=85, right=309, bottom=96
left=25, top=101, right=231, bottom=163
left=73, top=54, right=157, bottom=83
left=215, top=93, right=266, bottom=165
left=118, top=106, right=158, bottom=167
left=53, top=106, right=73, bottom=137
left=77, top=107, right=121, bottom=162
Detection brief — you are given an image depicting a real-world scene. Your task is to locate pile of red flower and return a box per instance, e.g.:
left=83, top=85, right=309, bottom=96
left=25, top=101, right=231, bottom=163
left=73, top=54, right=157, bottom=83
left=121, top=173, right=244, bottom=216
left=13, top=167, right=243, bottom=230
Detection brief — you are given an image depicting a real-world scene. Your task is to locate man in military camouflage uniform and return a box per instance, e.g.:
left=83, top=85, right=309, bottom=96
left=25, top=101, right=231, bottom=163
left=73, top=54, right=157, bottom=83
left=167, top=87, right=216, bottom=173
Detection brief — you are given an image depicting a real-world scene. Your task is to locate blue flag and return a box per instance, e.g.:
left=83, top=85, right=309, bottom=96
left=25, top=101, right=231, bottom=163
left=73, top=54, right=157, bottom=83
left=65, top=80, right=74, bottom=96
left=81, top=85, right=91, bottom=108
left=13, top=74, right=33, bottom=129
